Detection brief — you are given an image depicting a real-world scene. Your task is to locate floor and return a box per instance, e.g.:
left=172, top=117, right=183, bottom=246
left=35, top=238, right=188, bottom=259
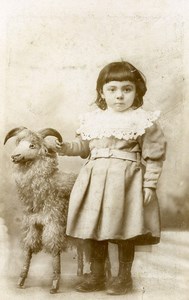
left=0, top=230, right=188, bottom=300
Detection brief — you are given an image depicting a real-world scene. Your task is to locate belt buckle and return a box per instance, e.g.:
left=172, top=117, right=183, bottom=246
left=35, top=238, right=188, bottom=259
left=101, top=148, right=111, bottom=158
left=91, top=148, right=111, bottom=159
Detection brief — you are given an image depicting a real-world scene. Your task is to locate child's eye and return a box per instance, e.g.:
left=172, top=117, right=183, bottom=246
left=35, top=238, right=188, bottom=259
left=123, top=87, right=132, bottom=92
left=108, top=87, right=116, bottom=92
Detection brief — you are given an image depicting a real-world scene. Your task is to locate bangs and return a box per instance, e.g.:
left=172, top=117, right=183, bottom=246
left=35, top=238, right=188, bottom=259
left=104, top=65, right=135, bottom=84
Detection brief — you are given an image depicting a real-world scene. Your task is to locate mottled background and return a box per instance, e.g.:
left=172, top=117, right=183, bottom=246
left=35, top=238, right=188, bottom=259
left=0, top=0, right=189, bottom=294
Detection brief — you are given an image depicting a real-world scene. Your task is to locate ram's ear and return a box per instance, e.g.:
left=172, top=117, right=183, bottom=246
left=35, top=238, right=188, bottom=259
left=41, top=145, right=57, bottom=157
left=38, top=128, right=63, bottom=143
left=38, top=146, right=48, bottom=156
left=4, top=127, right=27, bottom=145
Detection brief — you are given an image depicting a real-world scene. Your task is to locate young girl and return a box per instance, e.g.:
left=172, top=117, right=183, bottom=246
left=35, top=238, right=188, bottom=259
left=55, top=61, right=166, bottom=295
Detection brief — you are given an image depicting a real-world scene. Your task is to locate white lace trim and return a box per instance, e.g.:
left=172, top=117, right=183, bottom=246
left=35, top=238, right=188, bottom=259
left=76, top=107, right=160, bottom=140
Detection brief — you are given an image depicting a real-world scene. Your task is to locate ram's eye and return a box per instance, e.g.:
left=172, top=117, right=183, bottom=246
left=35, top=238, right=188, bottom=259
left=29, top=144, right=35, bottom=149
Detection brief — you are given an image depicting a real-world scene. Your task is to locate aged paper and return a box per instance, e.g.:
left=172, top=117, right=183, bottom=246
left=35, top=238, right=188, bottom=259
left=0, top=0, right=188, bottom=299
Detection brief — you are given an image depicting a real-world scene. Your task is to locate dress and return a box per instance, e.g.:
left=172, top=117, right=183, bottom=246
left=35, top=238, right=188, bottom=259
left=60, top=107, right=166, bottom=245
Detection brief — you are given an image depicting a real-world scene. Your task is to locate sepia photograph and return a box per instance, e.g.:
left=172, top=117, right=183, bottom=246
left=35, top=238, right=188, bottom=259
left=0, top=1, right=189, bottom=299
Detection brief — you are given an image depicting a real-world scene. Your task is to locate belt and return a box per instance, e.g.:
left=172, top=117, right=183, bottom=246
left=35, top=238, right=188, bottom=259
left=90, top=148, right=140, bottom=162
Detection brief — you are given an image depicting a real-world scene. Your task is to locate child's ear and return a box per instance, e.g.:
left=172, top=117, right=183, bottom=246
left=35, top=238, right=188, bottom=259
left=100, top=92, right=105, bottom=99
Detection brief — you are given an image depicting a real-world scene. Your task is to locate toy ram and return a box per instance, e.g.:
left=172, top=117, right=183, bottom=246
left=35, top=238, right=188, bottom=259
left=4, top=127, right=82, bottom=293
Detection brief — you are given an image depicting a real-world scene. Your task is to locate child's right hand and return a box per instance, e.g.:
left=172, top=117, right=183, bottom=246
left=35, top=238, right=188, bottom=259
left=55, top=139, right=63, bottom=150
left=45, top=138, right=64, bottom=153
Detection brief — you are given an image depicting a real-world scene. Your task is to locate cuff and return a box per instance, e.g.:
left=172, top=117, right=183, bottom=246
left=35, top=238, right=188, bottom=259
left=143, top=161, right=163, bottom=189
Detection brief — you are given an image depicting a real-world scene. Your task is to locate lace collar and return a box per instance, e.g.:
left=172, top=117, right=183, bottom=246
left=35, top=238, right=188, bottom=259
left=76, top=107, right=160, bottom=141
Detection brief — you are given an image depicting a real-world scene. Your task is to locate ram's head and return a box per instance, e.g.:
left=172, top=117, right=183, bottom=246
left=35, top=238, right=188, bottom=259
left=4, top=127, right=62, bottom=164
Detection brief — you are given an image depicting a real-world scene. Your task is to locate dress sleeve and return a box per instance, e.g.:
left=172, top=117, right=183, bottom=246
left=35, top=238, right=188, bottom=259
left=139, top=122, right=166, bottom=189
left=58, top=134, right=90, bottom=159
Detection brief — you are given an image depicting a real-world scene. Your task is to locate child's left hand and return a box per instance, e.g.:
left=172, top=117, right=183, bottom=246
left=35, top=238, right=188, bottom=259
left=143, top=188, right=156, bottom=206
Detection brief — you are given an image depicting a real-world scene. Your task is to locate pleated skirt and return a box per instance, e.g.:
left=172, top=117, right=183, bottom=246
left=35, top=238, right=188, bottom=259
left=66, top=158, right=161, bottom=245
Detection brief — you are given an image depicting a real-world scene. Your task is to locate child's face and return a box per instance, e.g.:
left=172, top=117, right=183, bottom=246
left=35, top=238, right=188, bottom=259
left=101, top=81, right=136, bottom=112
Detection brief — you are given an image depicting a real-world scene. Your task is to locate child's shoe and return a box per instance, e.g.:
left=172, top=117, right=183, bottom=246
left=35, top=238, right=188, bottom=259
left=76, top=273, right=106, bottom=292
left=107, top=262, right=133, bottom=295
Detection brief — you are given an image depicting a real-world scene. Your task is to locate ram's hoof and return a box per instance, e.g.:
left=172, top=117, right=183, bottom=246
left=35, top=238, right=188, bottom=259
left=17, top=277, right=25, bottom=288
left=50, top=279, right=59, bottom=294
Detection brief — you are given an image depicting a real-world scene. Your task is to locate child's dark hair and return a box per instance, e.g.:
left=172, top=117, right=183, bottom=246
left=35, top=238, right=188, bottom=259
left=95, top=61, right=147, bottom=110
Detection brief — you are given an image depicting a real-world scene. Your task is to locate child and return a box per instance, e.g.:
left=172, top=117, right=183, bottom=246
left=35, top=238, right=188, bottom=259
left=54, top=61, right=166, bottom=295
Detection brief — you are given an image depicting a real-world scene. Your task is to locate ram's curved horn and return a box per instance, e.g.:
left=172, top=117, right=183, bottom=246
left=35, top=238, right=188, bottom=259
left=38, top=128, right=63, bottom=143
left=4, top=127, right=27, bottom=145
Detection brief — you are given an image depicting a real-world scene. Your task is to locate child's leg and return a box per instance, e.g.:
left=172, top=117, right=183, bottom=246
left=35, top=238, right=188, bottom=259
left=76, top=240, right=108, bottom=292
left=107, top=240, right=134, bottom=295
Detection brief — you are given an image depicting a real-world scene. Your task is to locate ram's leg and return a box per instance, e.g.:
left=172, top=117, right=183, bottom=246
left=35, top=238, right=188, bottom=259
left=105, top=252, right=112, bottom=280
left=77, top=245, right=84, bottom=276
left=50, top=252, right=61, bottom=294
left=18, top=248, right=32, bottom=288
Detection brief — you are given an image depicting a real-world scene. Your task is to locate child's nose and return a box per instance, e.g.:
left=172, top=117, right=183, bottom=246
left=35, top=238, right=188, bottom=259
left=116, top=90, right=123, bottom=99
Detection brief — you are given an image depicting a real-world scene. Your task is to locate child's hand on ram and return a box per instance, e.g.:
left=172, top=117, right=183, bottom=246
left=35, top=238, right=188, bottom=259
left=45, top=137, right=64, bottom=153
